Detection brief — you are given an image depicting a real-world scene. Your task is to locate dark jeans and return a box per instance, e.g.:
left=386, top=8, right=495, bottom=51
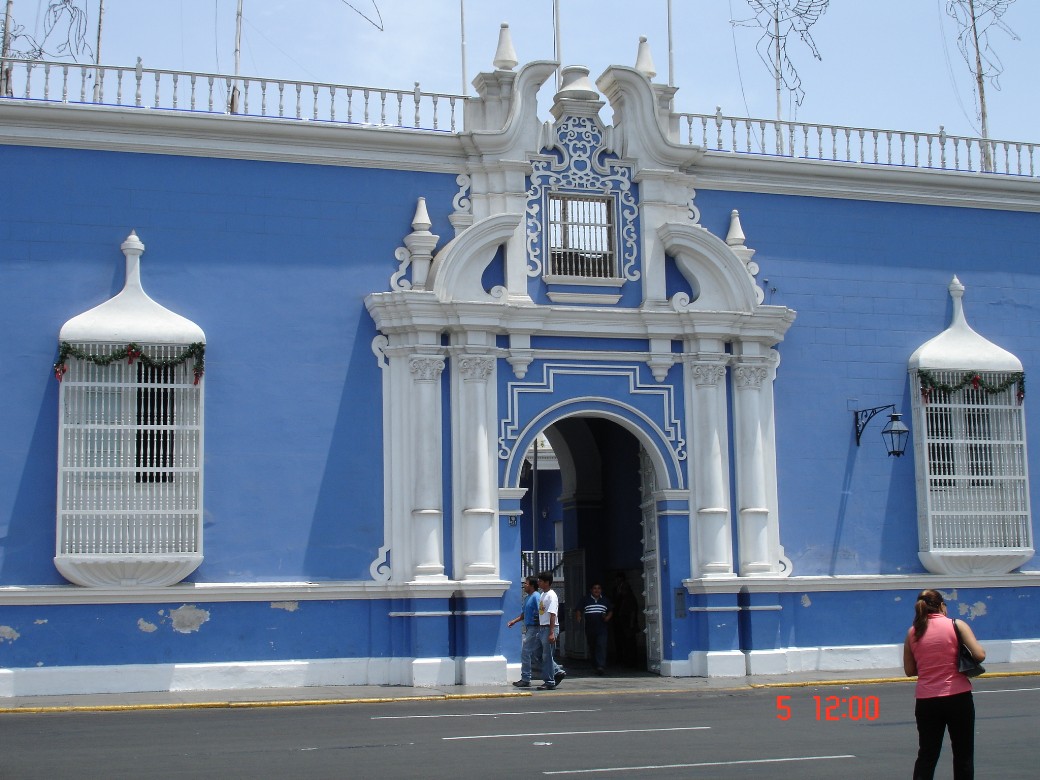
left=913, top=691, right=975, bottom=780
left=585, top=623, right=608, bottom=669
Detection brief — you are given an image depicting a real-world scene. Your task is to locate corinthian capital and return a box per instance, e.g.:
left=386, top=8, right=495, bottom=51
left=409, top=356, right=446, bottom=382
left=691, top=363, right=727, bottom=387
left=734, top=364, right=768, bottom=390
left=458, top=355, right=495, bottom=382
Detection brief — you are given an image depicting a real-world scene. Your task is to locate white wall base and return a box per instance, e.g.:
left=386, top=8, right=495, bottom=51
left=456, top=655, right=508, bottom=685
left=409, top=657, right=456, bottom=687
left=660, top=638, right=1040, bottom=680
left=0, top=655, right=491, bottom=698
left=0, top=657, right=414, bottom=698
left=4, top=639, right=1040, bottom=697
left=752, top=645, right=903, bottom=674
left=660, top=650, right=747, bottom=677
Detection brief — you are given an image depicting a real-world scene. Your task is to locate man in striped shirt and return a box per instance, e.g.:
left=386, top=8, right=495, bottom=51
left=576, top=583, right=613, bottom=675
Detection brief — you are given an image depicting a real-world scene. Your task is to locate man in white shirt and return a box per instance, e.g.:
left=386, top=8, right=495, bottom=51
left=536, top=571, right=566, bottom=690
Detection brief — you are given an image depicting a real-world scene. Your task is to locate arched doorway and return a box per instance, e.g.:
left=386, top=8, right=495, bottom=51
left=518, top=416, right=663, bottom=673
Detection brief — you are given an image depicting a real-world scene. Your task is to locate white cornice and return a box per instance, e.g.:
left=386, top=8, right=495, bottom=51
left=0, top=102, right=468, bottom=173
left=4, top=102, right=1036, bottom=210
left=365, top=292, right=795, bottom=345
left=693, top=152, right=1040, bottom=212
left=685, top=572, right=1040, bottom=595
left=0, top=579, right=511, bottom=606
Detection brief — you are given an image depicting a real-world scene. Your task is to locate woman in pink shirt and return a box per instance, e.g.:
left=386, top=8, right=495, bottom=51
left=902, top=589, right=986, bottom=780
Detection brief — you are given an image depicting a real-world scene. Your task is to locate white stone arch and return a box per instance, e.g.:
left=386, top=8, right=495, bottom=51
left=428, top=212, right=522, bottom=302
left=657, top=222, right=759, bottom=312
left=504, top=400, right=679, bottom=492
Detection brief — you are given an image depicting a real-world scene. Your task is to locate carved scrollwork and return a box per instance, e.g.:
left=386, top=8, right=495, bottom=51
left=389, top=246, right=412, bottom=291
left=688, top=193, right=701, bottom=225
left=452, top=173, right=472, bottom=214
left=369, top=547, right=391, bottom=582
left=670, top=291, right=691, bottom=311
left=526, top=115, right=640, bottom=281
left=371, top=335, right=389, bottom=369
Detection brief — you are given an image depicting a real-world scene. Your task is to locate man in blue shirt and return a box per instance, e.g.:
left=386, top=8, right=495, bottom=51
left=508, top=576, right=543, bottom=687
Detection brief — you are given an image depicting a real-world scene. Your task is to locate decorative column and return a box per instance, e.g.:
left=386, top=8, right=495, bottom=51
left=687, top=352, right=734, bottom=577
left=732, top=350, right=773, bottom=576
left=409, top=354, right=447, bottom=580
left=457, top=354, right=498, bottom=579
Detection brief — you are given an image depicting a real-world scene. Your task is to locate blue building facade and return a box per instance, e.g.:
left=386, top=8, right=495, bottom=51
left=0, top=47, right=1038, bottom=696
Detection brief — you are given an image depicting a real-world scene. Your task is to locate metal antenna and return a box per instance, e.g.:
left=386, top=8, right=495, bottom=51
left=944, top=0, right=1019, bottom=172
left=732, top=0, right=829, bottom=122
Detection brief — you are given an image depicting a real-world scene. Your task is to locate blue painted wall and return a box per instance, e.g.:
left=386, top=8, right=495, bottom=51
left=3, top=139, right=1040, bottom=674
left=694, top=188, right=1040, bottom=576
left=0, top=144, right=457, bottom=586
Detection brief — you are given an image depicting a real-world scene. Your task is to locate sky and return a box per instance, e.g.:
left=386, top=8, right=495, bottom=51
left=5, top=1, right=1038, bottom=142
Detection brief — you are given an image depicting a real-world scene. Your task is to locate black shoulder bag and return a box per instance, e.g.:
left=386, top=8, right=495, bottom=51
left=953, top=619, right=986, bottom=677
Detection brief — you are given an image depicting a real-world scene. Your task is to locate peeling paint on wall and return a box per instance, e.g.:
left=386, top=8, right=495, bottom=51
left=958, top=601, right=988, bottom=619
left=169, top=605, right=210, bottom=634
left=800, top=594, right=812, bottom=607
left=137, top=619, right=158, bottom=633
left=271, top=601, right=299, bottom=612
left=0, top=626, right=21, bottom=643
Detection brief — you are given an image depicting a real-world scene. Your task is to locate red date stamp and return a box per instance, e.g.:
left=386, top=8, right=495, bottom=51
left=776, top=694, right=880, bottom=721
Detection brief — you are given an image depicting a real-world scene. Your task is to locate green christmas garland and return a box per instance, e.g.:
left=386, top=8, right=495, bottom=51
left=917, top=368, right=1024, bottom=403
left=54, top=341, right=206, bottom=384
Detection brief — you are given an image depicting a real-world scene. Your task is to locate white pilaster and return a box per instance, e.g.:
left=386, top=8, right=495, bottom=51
left=409, top=354, right=448, bottom=580
left=685, top=349, right=734, bottom=577
left=455, top=353, right=498, bottom=579
left=731, top=346, right=775, bottom=576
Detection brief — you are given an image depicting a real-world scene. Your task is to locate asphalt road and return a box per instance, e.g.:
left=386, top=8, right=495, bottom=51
left=1, top=678, right=1037, bottom=779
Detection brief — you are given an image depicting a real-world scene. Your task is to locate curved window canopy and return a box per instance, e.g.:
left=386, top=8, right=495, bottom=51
left=909, top=277, right=1033, bottom=575
left=55, top=232, right=206, bottom=587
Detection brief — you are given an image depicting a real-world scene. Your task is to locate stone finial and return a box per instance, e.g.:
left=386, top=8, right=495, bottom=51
left=403, top=197, right=440, bottom=290
left=411, top=196, right=433, bottom=232
left=553, top=65, right=599, bottom=102
left=634, top=36, right=657, bottom=79
left=726, top=210, right=746, bottom=247
left=949, top=275, right=966, bottom=326
left=121, top=230, right=145, bottom=255
left=493, top=23, right=518, bottom=71
left=121, top=230, right=146, bottom=291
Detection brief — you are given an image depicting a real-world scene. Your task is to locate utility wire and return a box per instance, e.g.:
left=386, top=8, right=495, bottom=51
left=729, top=0, right=764, bottom=152
left=937, top=0, right=981, bottom=134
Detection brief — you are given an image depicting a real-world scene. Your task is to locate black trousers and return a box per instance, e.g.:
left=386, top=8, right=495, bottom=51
left=913, top=691, right=975, bottom=780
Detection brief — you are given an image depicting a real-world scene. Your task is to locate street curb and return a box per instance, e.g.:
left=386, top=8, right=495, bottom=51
left=0, top=691, right=532, bottom=715
left=748, top=670, right=1040, bottom=689
left=3, top=671, right=1037, bottom=714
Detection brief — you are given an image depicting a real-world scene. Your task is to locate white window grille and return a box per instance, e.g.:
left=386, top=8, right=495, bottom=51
left=547, top=193, right=617, bottom=279
left=57, top=343, right=203, bottom=559
left=911, top=369, right=1032, bottom=561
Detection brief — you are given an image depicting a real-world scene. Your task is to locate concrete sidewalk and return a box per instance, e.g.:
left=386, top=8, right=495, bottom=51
left=3, top=662, right=1039, bottom=713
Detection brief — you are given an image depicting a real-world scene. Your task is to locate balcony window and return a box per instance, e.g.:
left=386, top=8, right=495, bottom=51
left=547, top=193, right=617, bottom=279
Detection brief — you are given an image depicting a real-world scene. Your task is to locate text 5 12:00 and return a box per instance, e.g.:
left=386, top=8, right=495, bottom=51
left=776, top=694, right=880, bottom=721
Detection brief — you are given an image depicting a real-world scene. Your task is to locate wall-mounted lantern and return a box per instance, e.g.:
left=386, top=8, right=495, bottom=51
left=853, top=405, right=910, bottom=457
